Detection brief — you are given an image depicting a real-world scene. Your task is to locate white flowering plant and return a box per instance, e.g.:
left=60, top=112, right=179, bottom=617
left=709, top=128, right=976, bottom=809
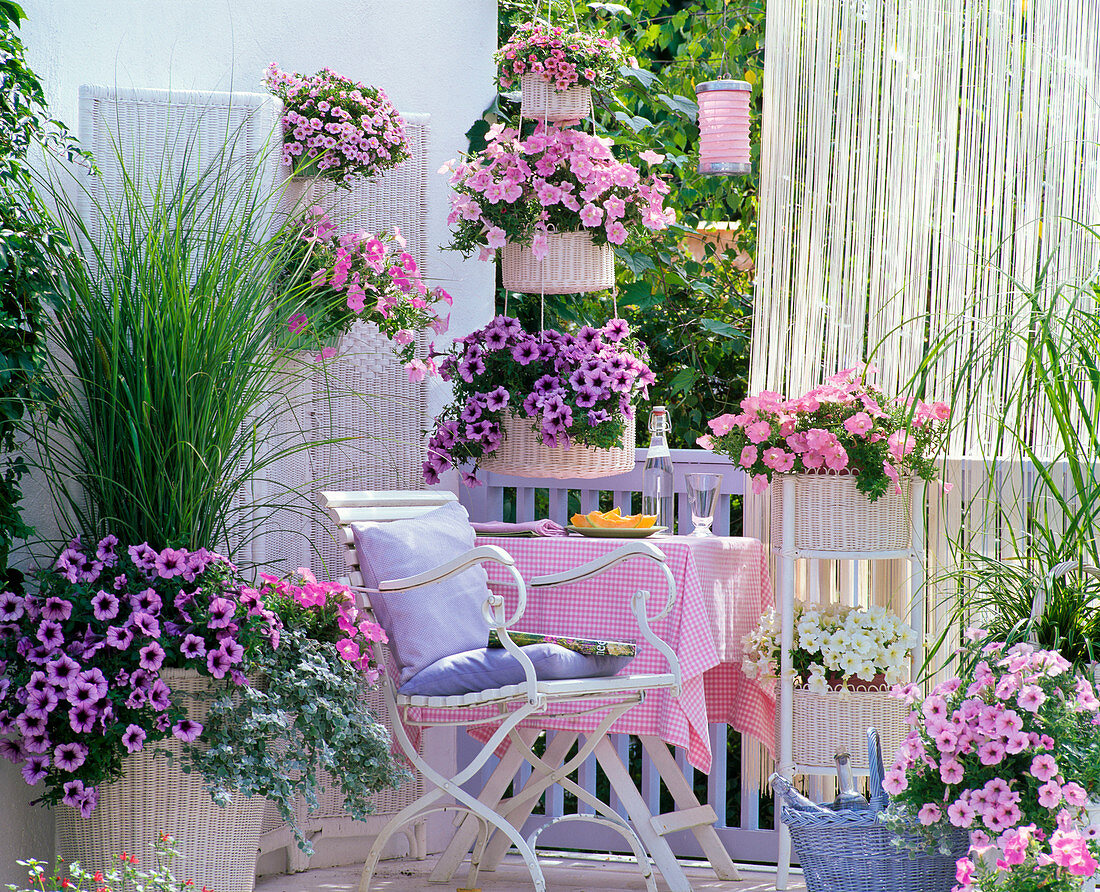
left=741, top=602, right=918, bottom=690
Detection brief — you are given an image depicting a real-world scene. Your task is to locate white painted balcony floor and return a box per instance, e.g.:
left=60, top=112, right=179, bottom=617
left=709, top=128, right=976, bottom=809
left=254, top=854, right=805, bottom=892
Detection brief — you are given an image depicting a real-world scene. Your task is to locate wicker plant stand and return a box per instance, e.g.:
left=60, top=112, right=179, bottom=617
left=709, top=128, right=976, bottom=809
left=502, top=231, right=615, bottom=294
left=772, top=473, right=926, bottom=891
left=520, top=73, right=593, bottom=122
left=55, top=669, right=266, bottom=892
left=480, top=411, right=635, bottom=479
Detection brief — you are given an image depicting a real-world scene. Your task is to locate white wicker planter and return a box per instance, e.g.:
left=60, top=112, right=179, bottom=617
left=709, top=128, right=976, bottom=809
left=784, top=684, right=910, bottom=772
left=55, top=669, right=266, bottom=892
left=480, top=411, right=635, bottom=479
left=770, top=472, right=913, bottom=552
left=502, top=231, right=615, bottom=294
left=520, top=73, right=593, bottom=122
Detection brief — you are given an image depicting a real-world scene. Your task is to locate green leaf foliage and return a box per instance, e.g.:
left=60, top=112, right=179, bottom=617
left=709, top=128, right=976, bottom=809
left=0, top=7, right=85, bottom=579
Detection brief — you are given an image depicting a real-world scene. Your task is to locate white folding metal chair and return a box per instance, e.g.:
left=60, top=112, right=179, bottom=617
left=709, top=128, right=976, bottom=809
left=322, top=490, right=683, bottom=892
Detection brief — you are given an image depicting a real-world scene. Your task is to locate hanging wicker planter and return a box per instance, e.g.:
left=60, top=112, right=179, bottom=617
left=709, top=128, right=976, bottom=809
left=480, top=411, right=636, bottom=479
left=55, top=669, right=266, bottom=892
left=783, top=683, right=910, bottom=772
left=520, top=73, right=593, bottom=122
left=770, top=472, right=913, bottom=552
left=502, top=230, right=615, bottom=294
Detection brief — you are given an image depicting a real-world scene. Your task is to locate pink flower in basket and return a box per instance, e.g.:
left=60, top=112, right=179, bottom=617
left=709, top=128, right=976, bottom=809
left=701, top=365, right=950, bottom=502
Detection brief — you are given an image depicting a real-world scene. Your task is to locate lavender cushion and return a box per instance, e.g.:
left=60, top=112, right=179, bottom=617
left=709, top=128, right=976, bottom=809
left=398, top=644, right=633, bottom=696
left=352, top=501, right=491, bottom=684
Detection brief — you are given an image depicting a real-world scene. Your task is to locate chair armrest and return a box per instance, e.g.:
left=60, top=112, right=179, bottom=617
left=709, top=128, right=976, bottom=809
left=378, top=544, right=516, bottom=592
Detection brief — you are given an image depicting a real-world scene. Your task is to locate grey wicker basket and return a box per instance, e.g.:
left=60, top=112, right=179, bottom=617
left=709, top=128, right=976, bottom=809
left=781, top=803, right=968, bottom=892
left=775, top=728, right=969, bottom=892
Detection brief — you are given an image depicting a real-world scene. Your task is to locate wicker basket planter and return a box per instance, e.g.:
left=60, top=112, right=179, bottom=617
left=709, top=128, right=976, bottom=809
left=520, top=73, right=593, bottom=122
left=502, top=231, right=615, bottom=294
left=480, top=411, right=635, bottom=479
left=770, top=472, right=913, bottom=552
left=784, top=684, right=909, bottom=772
left=55, top=669, right=266, bottom=892
left=782, top=805, right=968, bottom=892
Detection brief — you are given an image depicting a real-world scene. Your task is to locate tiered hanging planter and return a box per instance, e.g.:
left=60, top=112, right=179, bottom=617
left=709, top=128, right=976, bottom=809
left=55, top=669, right=266, bottom=892
left=501, top=230, right=615, bottom=294
left=481, top=410, right=636, bottom=479
left=520, top=72, right=593, bottom=122
left=770, top=472, right=914, bottom=552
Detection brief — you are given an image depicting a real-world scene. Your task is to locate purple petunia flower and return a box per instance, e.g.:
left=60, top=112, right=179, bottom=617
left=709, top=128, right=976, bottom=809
left=26, top=670, right=51, bottom=694
left=114, top=668, right=130, bottom=686
left=207, top=648, right=232, bottom=679
left=35, top=620, right=63, bottom=651
left=21, top=753, right=49, bottom=785
left=458, top=356, right=486, bottom=382
left=66, top=680, right=98, bottom=708
left=0, top=738, right=25, bottom=763
left=125, top=688, right=147, bottom=709
left=61, top=778, right=85, bottom=806
left=575, top=326, right=601, bottom=349
left=206, top=598, right=234, bottom=629
left=174, top=588, right=195, bottom=609
left=172, top=719, right=203, bottom=743
left=69, top=703, right=97, bottom=734
left=459, top=400, right=482, bottom=423
left=155, top=548, right=187, bottom=579
left=75, top=785, right=99, bottom=817
left=148, top=679, right=171, bottom=712
left=90, top=593, right=118, bottom=620
left=53, top=741, right=88, bottom=772
left=484, top=386, right=510, bottom=412
left=130, top=587, right=162, bottom=614
left=113, top=574, right=128, bottom=591
left=533, top=374, right=560, bottom=395
left=602, top=317, right=630, bottom=342
left=105, top=625, right=134, bottom=650
left=220, top=638, right=244, bottom=664
left=0, top=592, right=25, bottom=622
left=0, top=709, right=16, bottom=734
left=139, top=641, right=166, bottom=672
left=121, top=723, right=146, bottom=753
left=483, top=327, right=509, bottom=350
left=95, top=534, right=119, bottom=564
left=79, top=668, right=108, bottom=700
left=587, top=408, right=612, bottom=427
left=511, top=340, right=540, bottom=366
left=128, top=542, right=159, bottom=570
left=23, top=732, right=50, bottom=754
left=55, top=548, right=86, bottom=584
left=24, top=687, right=58, bottom=719
left=574, top=384, right=600, bottom=409
left=180, top=634, right=207, bottom=660
left=129, top=612, right=160, bottom=639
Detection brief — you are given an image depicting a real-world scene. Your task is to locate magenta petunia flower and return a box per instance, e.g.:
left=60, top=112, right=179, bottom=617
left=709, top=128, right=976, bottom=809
left=180, top=633, right=207, bottom=660
left=91, top=590, right=120, bottom=621
left=0, top=591, right=25, bottom=621
left=138, top=641, right=165, bottom=672
left=68, top=703, right=97, bottom=734
left=21, top=753, right=49, bottom=785
left=121, top=724, right=146, bottom=753
left=206, top=597, right=235, bottom=629
left=35, top=620, right=64, bottom=651
left=154, top=548, right=187, bottom=579
left=129, top=612, right=160, bottom=639
left=105, top=625, right=134, bottom=650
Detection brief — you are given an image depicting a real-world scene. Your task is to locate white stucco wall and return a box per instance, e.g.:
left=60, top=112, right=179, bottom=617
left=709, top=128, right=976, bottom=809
left=3, top=1, right=497, bottom=882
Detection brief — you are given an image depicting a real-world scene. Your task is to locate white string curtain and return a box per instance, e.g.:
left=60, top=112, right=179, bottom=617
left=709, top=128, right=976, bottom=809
left=751, top=0, right=1100, bottom=627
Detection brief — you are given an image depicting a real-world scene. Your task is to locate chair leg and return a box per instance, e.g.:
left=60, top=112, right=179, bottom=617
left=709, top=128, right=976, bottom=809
left=478, top=730, right=579, bottom=871
left=430, top=732, right=532, bottom=883
left=638, top=735, right=741, bottom=881
left=593, top=737, right=694, bottom=892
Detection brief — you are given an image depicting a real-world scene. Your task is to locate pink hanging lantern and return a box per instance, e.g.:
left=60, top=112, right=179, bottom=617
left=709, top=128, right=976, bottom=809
left=696, top=80, right=752, bottom=176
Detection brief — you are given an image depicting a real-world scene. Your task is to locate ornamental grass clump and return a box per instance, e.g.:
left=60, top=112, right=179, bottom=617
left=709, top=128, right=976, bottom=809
left=495, top=21, right=629, bottom=93
left=275, top=206, right=451, bottom=368
left=425, top=315, right=653, bottom=485
left=442, top=122, right=673, bottom=258
left=886, top=636, right=1100, bottom=890
left=265, top=63, right=409, bottom=186
left=700, top=364, right=950, bottom=500
left=741, top=602, right=918, bottom=690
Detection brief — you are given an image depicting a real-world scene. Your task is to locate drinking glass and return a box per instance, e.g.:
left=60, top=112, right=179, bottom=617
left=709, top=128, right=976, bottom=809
left=685, top=473, right=723, bottom=536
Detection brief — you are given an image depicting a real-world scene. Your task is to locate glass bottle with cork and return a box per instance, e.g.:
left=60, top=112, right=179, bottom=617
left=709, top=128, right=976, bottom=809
left=643, top=406, right=674, bottom=532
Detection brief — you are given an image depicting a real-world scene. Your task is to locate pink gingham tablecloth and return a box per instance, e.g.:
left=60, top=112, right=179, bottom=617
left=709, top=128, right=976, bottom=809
left=421, top=535, right=774, bottom=773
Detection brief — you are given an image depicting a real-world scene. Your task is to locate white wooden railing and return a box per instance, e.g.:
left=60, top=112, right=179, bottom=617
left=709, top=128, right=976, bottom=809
left=457, top=449, right=782, bottom=863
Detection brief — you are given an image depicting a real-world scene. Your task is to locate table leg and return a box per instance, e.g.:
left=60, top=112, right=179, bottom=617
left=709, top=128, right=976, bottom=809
left=638, top=736, right=741, bottom=881
left=593, top=737, right=693, bottom=892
